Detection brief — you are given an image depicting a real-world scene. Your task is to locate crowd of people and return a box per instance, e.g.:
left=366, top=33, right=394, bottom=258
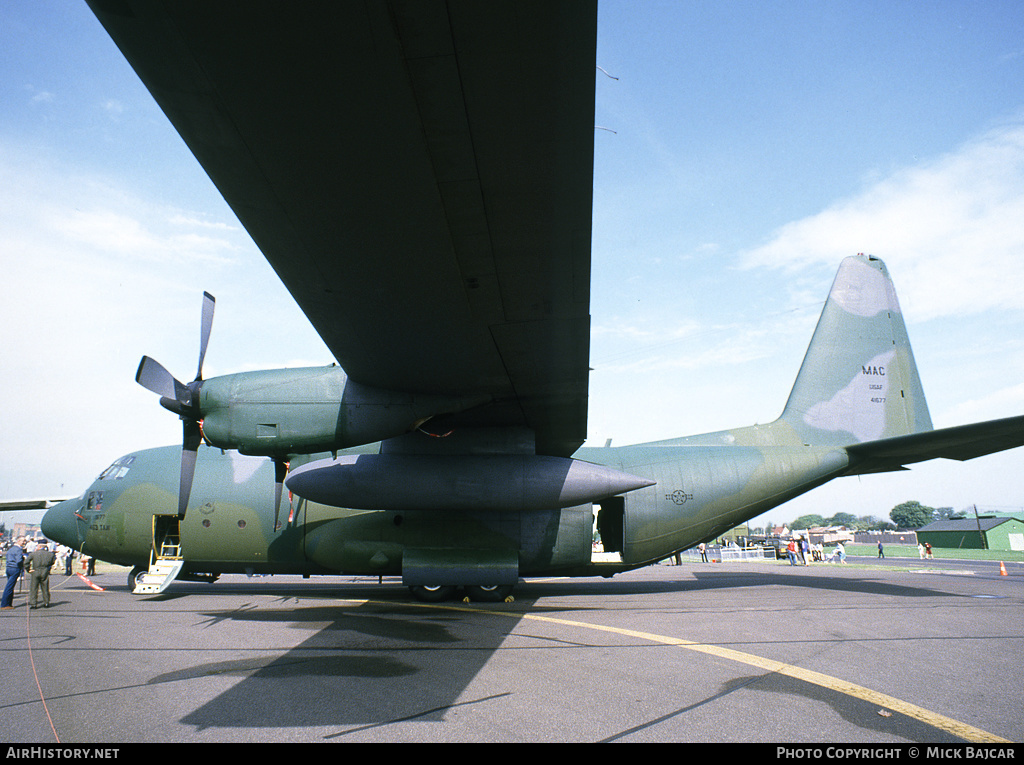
left=2, top=536, right=92, bottom=610
left=784, top=536, right=846, bottom=565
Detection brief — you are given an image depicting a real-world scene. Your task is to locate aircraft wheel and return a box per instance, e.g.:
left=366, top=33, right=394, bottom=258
left=409, top=585, right=457, bottom=602
left=128, top=566, right=147, bottom=590
left=465, top=585, right=514, bottom=602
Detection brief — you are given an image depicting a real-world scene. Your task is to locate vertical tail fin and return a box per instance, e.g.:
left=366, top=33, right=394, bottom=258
left=779, top=254, right=932, bottom=446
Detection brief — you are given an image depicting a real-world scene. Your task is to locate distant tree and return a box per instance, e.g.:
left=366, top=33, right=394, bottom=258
left=827, top=512, right=857, bottom=528
left=889, top=501, right=935, bottom=530
left=791, top=514, right=826, bottom=530
left=934, top=506, right=955, bottom=521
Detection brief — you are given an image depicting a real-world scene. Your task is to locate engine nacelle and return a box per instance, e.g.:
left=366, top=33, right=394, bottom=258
left=197, top=365, right=484, bottom=456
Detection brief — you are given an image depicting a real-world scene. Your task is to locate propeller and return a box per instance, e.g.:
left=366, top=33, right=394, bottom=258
left=136, top=292, right=290, bottom=526
left=135, top=292, right=215, bottom=519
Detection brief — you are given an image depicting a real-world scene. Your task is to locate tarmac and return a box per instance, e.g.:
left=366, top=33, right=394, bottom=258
left=2, top=556, right=1021, bottom=744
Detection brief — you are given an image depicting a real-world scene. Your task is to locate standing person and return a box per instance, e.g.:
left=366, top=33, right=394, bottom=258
left=918, top=542, right=926, bottom=559
left=786, top=539, right=798, bottom=565
left=878, top=541, right=885, bottom=559
left=26, top=543, right=56, bottom=609
left=2, top=538, right=27, bottom=609
left=698, top=542, right=708, bottom=563
left=924, top=542, right=933, bottom=559
left=801, top=537, right=811, bottom=565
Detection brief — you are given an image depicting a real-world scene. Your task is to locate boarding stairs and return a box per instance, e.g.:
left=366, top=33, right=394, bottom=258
left=133, top=515, right=185, bottom=595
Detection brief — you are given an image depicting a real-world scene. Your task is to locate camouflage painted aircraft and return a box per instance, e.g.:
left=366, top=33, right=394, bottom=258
left=42, top=2, right=1024, bottom=602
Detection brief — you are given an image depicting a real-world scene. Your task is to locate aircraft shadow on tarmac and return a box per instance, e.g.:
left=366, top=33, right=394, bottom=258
left=147, top=593, right=521, bottom=731
left=604, top=672, right=964, bottom=744
left=516, top=570, right=952, bottom=600
left=687, top=569, right=951, bottom=598
left=134, top=570, right=953, bottom=732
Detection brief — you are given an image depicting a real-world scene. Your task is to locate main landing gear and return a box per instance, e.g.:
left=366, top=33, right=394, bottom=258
left=409, top=584, right=515, bottom=603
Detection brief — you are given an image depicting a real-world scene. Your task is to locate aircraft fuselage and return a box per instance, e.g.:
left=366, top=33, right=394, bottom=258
left=42, top=427, right=852, bottom=588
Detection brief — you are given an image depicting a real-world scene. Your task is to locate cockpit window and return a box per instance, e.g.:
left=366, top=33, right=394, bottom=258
left=98, top=455, right=135, bottom=481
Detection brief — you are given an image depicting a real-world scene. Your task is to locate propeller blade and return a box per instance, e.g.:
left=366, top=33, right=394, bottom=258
left=178, top=419, right=203, bottom=519
left=177, top=448, right=196, bottom=519
left=195, top=292, right=215, bottom=382
left=273, top=459, right=288, bottom=530
left=136, top=356, right=185, bottom=402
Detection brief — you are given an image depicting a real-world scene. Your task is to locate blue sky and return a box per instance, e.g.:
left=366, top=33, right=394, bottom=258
left=2, top=1, right=1023, bottom=527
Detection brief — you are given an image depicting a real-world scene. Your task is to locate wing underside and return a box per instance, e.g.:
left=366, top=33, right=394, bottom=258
left=87, top=0, right=598, bottom=457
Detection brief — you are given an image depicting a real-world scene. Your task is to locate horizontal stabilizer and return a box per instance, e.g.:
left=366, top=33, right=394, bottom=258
left=845, top=414, right=1024, bottom=475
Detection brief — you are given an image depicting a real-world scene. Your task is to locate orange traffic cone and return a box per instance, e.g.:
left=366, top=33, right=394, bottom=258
left=999, top=561, right=1008, bottom=576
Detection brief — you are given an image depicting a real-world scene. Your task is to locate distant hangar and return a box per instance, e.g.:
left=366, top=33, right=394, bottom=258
left=917, top=511, right=1024, bottom=552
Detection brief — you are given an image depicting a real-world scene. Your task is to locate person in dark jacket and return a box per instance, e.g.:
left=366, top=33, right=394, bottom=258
left=2, top=538, right=27, bottom=609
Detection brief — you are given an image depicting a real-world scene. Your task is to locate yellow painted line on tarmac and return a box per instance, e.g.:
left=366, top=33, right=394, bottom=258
left=337, top=598, right=1010, bottom=743
left=518, top=613, right=1010, bottom=744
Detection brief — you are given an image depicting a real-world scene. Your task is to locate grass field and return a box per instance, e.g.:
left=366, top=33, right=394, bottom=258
left=845, top=543, right=1024, bottom=563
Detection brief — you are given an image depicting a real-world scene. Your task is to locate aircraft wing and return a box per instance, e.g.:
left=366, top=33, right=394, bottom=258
left=844, top=414, right=1024, bottom=475
left=87, top=1, right=597, bottom=457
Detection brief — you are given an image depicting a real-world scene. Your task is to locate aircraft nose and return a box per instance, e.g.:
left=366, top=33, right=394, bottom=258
left=41, top=498, right=81, bottom=548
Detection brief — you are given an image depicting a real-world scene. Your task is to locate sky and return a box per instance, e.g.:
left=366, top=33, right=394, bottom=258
left=2, top=1, right=1023, bottom=528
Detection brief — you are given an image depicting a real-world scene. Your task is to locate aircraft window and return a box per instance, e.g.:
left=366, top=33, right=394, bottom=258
left=99, top=456, right=135, bottom=481
left=87, top=491, right=103, bottom=511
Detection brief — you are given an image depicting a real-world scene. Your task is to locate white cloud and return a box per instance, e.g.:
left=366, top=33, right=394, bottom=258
left=0, top=145, right=259, bottom=498
left=739, top=119, right=1024, bottom=321
left=943, top=382, right=1024, bottom=426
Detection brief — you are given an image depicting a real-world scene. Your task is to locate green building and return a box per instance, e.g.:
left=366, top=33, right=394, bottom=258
left=916, top=517, right=1024, bottom=551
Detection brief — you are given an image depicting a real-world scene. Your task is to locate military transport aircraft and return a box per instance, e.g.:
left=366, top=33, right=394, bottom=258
left=42, top=1, right=1024, bottom=602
